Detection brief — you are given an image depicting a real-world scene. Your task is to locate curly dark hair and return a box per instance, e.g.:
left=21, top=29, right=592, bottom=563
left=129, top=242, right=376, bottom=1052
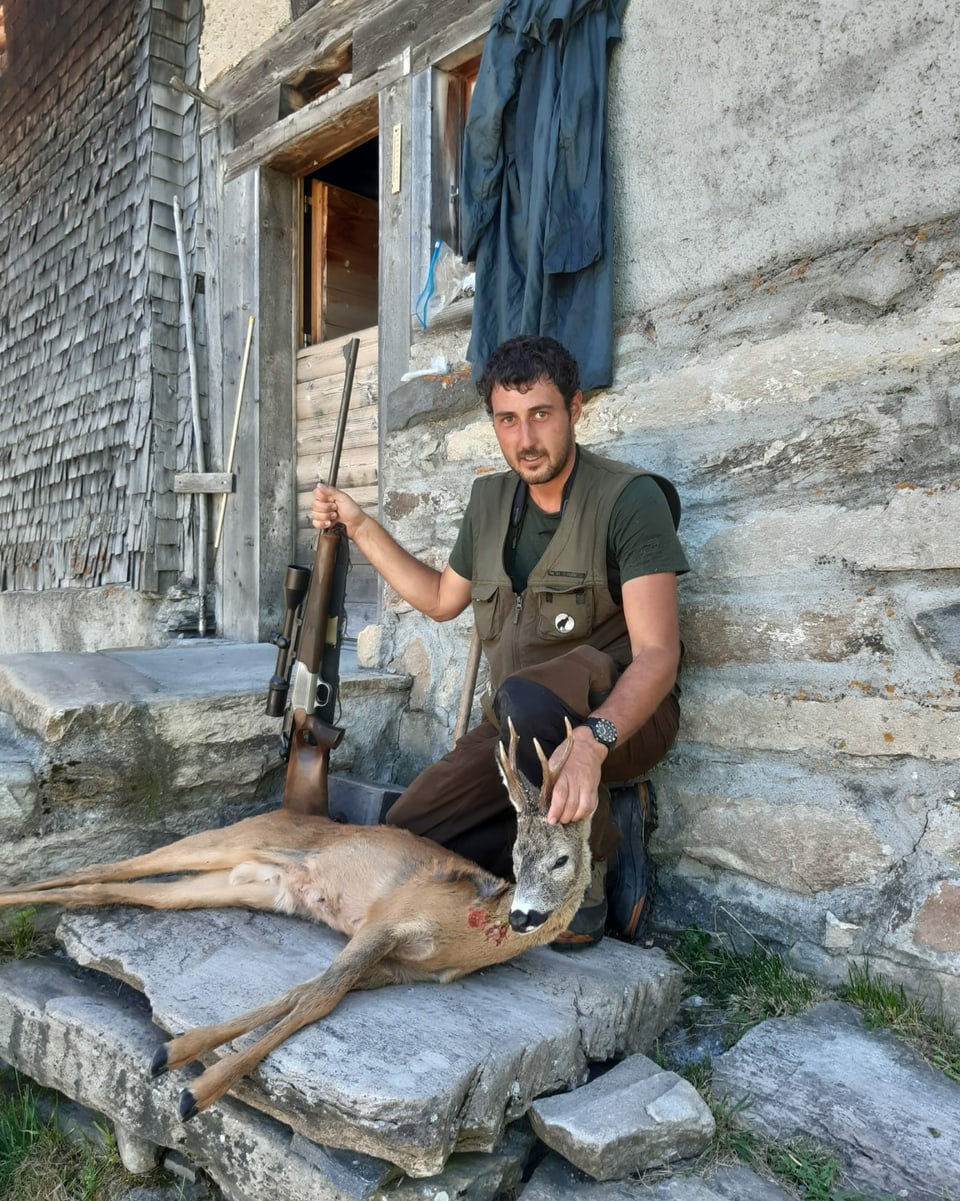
left=476, top=335, right=581, bottom=414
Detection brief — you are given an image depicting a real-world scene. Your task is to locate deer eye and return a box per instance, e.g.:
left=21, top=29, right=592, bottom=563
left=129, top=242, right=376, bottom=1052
left=552, top=855, right=569, bottom=870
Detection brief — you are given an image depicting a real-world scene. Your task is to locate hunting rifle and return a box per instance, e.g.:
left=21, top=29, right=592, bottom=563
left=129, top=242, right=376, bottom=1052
left=266, top=336, right=359, bottom=813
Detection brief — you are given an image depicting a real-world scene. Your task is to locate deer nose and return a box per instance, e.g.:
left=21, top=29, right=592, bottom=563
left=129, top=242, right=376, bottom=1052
left=510, top=907, right=549, bottom=933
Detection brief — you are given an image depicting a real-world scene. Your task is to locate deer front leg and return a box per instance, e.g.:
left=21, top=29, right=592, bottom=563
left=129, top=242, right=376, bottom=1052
left=162, top=921, right=415, bottom=1119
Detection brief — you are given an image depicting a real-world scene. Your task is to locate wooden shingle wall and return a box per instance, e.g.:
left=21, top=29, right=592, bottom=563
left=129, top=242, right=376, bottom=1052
left=0, top=0, right=201, bottom=614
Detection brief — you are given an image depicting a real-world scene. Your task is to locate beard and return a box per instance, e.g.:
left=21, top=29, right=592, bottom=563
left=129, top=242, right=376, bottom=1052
left=511, top=427, right=575, bottom=485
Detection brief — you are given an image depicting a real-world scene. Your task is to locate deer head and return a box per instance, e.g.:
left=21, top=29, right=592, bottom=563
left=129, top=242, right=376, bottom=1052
left=496, top=718, right=593, bottom=935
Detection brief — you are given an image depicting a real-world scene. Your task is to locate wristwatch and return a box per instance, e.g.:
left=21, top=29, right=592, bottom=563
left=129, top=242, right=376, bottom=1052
left=582, top=716, right=618, bottom=749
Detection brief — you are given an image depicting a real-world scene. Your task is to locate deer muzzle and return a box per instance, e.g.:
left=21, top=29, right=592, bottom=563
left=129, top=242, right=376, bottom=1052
left=509, top=907, right=550, bottom=933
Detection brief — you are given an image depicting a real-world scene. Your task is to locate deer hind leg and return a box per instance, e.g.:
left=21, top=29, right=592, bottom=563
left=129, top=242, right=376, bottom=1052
left=0, top=811, right=328, bottom=897
left=0, top=843, right=291, bottom=901
left=0, top=867, right=289, bottom=914
left=158, top=920, right=411, bottom=1119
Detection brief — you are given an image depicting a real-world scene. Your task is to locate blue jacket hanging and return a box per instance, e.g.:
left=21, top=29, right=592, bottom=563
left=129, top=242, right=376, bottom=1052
left=459, top=0, right=628, bottom=391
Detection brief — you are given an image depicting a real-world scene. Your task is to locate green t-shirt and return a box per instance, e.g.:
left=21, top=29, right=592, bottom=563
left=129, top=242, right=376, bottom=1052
left=449, top=473, right=690, bottom=599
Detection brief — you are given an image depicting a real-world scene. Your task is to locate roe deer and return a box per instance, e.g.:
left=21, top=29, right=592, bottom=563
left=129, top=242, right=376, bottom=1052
left=0, top=720, right=591, bottom=1120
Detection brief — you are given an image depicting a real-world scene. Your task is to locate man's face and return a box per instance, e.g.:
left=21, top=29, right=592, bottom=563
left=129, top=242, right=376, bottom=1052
left=489, top=379, right=581, bottom=488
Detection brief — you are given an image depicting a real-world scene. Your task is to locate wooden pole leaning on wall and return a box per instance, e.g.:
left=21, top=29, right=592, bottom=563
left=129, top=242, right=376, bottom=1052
left=214, top=314, right=256, bottom=551
left=452, top=625, right=483, bottom=746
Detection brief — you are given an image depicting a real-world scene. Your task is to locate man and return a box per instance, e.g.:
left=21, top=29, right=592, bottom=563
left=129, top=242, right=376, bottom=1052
left=312, top=335, right=689, bottom=947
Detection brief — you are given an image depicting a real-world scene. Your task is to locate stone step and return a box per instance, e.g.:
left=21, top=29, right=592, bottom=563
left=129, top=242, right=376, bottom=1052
left=0, top=642, right=411, bottom=884
left=0, top=954, right=535, bottom=1201
left=0, top=918, right=686, bottom=1190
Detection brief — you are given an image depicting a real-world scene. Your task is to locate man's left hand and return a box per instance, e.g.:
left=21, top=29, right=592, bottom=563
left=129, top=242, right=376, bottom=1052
left=545, top=726, right=607, bottom=825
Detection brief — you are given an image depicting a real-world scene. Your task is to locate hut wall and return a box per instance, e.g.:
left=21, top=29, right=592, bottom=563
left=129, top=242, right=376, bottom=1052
left=0, top=0, right=203, bottom=650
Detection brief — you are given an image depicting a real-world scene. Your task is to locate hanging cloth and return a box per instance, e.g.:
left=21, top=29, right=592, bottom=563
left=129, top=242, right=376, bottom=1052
left=459, top=0, right=628, bottom=391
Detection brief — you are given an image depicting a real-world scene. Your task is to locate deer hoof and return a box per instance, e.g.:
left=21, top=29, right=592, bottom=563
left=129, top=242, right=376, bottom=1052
left=150, top=1045, right=169, bottom=1077
left=179, top=1089, right=198, bottom=1122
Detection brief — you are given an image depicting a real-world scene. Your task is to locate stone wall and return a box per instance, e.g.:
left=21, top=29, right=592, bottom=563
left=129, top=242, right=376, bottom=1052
left=359, top=1, right=960, bottom=1014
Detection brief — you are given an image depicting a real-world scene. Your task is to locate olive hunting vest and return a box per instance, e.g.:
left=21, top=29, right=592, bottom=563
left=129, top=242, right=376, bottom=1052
left=468, top=447, right=680, bottom=693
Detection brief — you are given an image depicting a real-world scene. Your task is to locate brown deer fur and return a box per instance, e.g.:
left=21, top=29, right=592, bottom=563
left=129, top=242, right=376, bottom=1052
left=0, top=722, right=592, bottom=1121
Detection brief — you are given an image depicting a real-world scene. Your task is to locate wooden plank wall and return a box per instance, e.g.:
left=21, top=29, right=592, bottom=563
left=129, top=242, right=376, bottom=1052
left=0, top=0, right=148, bottom=593
left=145, top=0, right=204, bottom=596
left=0, top=0, right=202, bottom=606
left=295, top=328, right=379, bottom=632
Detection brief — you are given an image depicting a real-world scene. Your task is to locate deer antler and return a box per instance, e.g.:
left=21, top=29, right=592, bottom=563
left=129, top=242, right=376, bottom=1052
left=497, top=717, right=522, bottom=796
left=533, top=717, right=574, bottom=814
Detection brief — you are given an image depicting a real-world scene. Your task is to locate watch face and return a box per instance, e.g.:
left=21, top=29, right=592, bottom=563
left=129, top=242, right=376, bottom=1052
left=587, top=717, right=617, bottom=747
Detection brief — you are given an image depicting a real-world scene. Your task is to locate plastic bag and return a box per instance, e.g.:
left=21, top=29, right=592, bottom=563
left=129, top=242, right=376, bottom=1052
left=415, top=240, right=475, bottom=329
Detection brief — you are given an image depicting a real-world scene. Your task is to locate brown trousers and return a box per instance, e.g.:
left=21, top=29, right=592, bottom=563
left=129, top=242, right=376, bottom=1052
left=384, top=645, right=679, bottom=879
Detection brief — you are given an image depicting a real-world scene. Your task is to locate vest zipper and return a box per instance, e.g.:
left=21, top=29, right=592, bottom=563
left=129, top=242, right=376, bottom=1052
left=513, top=594, right=524, bottom=624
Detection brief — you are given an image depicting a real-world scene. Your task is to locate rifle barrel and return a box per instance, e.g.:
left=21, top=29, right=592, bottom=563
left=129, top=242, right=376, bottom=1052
left=326, top=338, right=359, bottom=488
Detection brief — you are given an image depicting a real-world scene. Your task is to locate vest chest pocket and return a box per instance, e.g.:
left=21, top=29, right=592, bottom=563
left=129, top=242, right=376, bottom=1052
left=471, top=584, right=505, bottom=641
left=535, top=587, right=595, bottom=642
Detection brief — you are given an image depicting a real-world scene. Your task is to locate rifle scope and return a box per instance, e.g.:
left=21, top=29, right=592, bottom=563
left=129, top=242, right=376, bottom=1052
left=265, top=564, right=312, bottom=717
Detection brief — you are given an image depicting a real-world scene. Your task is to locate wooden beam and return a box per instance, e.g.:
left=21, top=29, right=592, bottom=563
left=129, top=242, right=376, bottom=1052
left=222, top=64, right=392, bottom=182
left=174, top=472, right=236, bottom=494
left=354, top=0, right=498, bottom=81
left=202, top=0, right=498, bottom=139
left=201, top=0, right=396, bottom=131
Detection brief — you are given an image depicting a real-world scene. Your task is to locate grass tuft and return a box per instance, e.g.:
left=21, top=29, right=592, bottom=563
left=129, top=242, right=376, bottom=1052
left=661, top=933, right=920, bottom=1201
left=0, top=1069, right=136, bottom=1201
left=670, top=925, right=822, bottom=1040
left=0, top=908, right=50, bottom=961
left=839, top=960, right=960, bottom=1083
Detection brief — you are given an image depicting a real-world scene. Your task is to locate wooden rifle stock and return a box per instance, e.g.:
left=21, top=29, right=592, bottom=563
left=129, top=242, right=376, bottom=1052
left=280, top=337, right=359, bottom=814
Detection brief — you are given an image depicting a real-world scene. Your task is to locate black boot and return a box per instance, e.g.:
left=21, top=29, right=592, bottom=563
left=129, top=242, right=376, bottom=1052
left=606, top=780, right=658, bottom=942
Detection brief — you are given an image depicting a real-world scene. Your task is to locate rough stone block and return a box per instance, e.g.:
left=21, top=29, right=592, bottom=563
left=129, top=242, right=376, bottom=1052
left=651, top=789, right=891, bottom=893
left=528, top=1054, right=714, bottom=1180
left=520, top=1152, right=796, bottom=1199
left=711, top=1001, right=960, bottom=1200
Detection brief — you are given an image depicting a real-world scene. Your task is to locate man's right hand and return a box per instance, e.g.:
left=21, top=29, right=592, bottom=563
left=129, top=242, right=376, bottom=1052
left=312, top=484, right=365, bottom=539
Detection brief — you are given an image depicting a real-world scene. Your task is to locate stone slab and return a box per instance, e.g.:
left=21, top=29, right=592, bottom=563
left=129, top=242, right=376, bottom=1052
left=528, top=1054, right=714, bottom=1180
left=0, top=956, right=535, bottom=1201
left=519, top=1153, right=795, bottom=1199
left=711, top=1000, right=960, bottom=1200
left=55, top=908, right=684, bottom=1177
left=0, top=643, right=413, bottom=883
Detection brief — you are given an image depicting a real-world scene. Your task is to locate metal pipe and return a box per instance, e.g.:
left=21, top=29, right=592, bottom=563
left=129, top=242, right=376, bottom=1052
left=173, top=195, right=208, bottom=637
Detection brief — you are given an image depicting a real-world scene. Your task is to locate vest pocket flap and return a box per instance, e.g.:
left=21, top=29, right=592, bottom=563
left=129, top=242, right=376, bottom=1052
left=534, top=586, right=595, bottom=642
left=471, top=584, right=503, bottom=640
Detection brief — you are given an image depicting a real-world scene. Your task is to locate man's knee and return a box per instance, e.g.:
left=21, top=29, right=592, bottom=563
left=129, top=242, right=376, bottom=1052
left=493, top=674, right=582, bottom=784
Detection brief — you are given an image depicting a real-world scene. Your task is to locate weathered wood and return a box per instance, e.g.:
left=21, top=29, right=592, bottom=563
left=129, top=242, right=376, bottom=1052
left=256, top=168, right=299, bottom=643
left=174, top=472, right=235, bottom=494
left=317, top=183, right=378, bottom=340
left=297, top=334, right=378, bottom=383
left=200, top=0, right=395, bottom=130
left=295, top=450, right=378, bottom=490
left=309, top=179, right=326, bottom=345
left=296, top=482, right=379, bottom=510
left=223, top=74, right=385, bottom=184
left=353, top=0, right=497, bottom=82
left=411, top=1, right=498, bottom=74
left=377, top=81, right=412, bottom=411
left=295, top=327, right=380, bottom=632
